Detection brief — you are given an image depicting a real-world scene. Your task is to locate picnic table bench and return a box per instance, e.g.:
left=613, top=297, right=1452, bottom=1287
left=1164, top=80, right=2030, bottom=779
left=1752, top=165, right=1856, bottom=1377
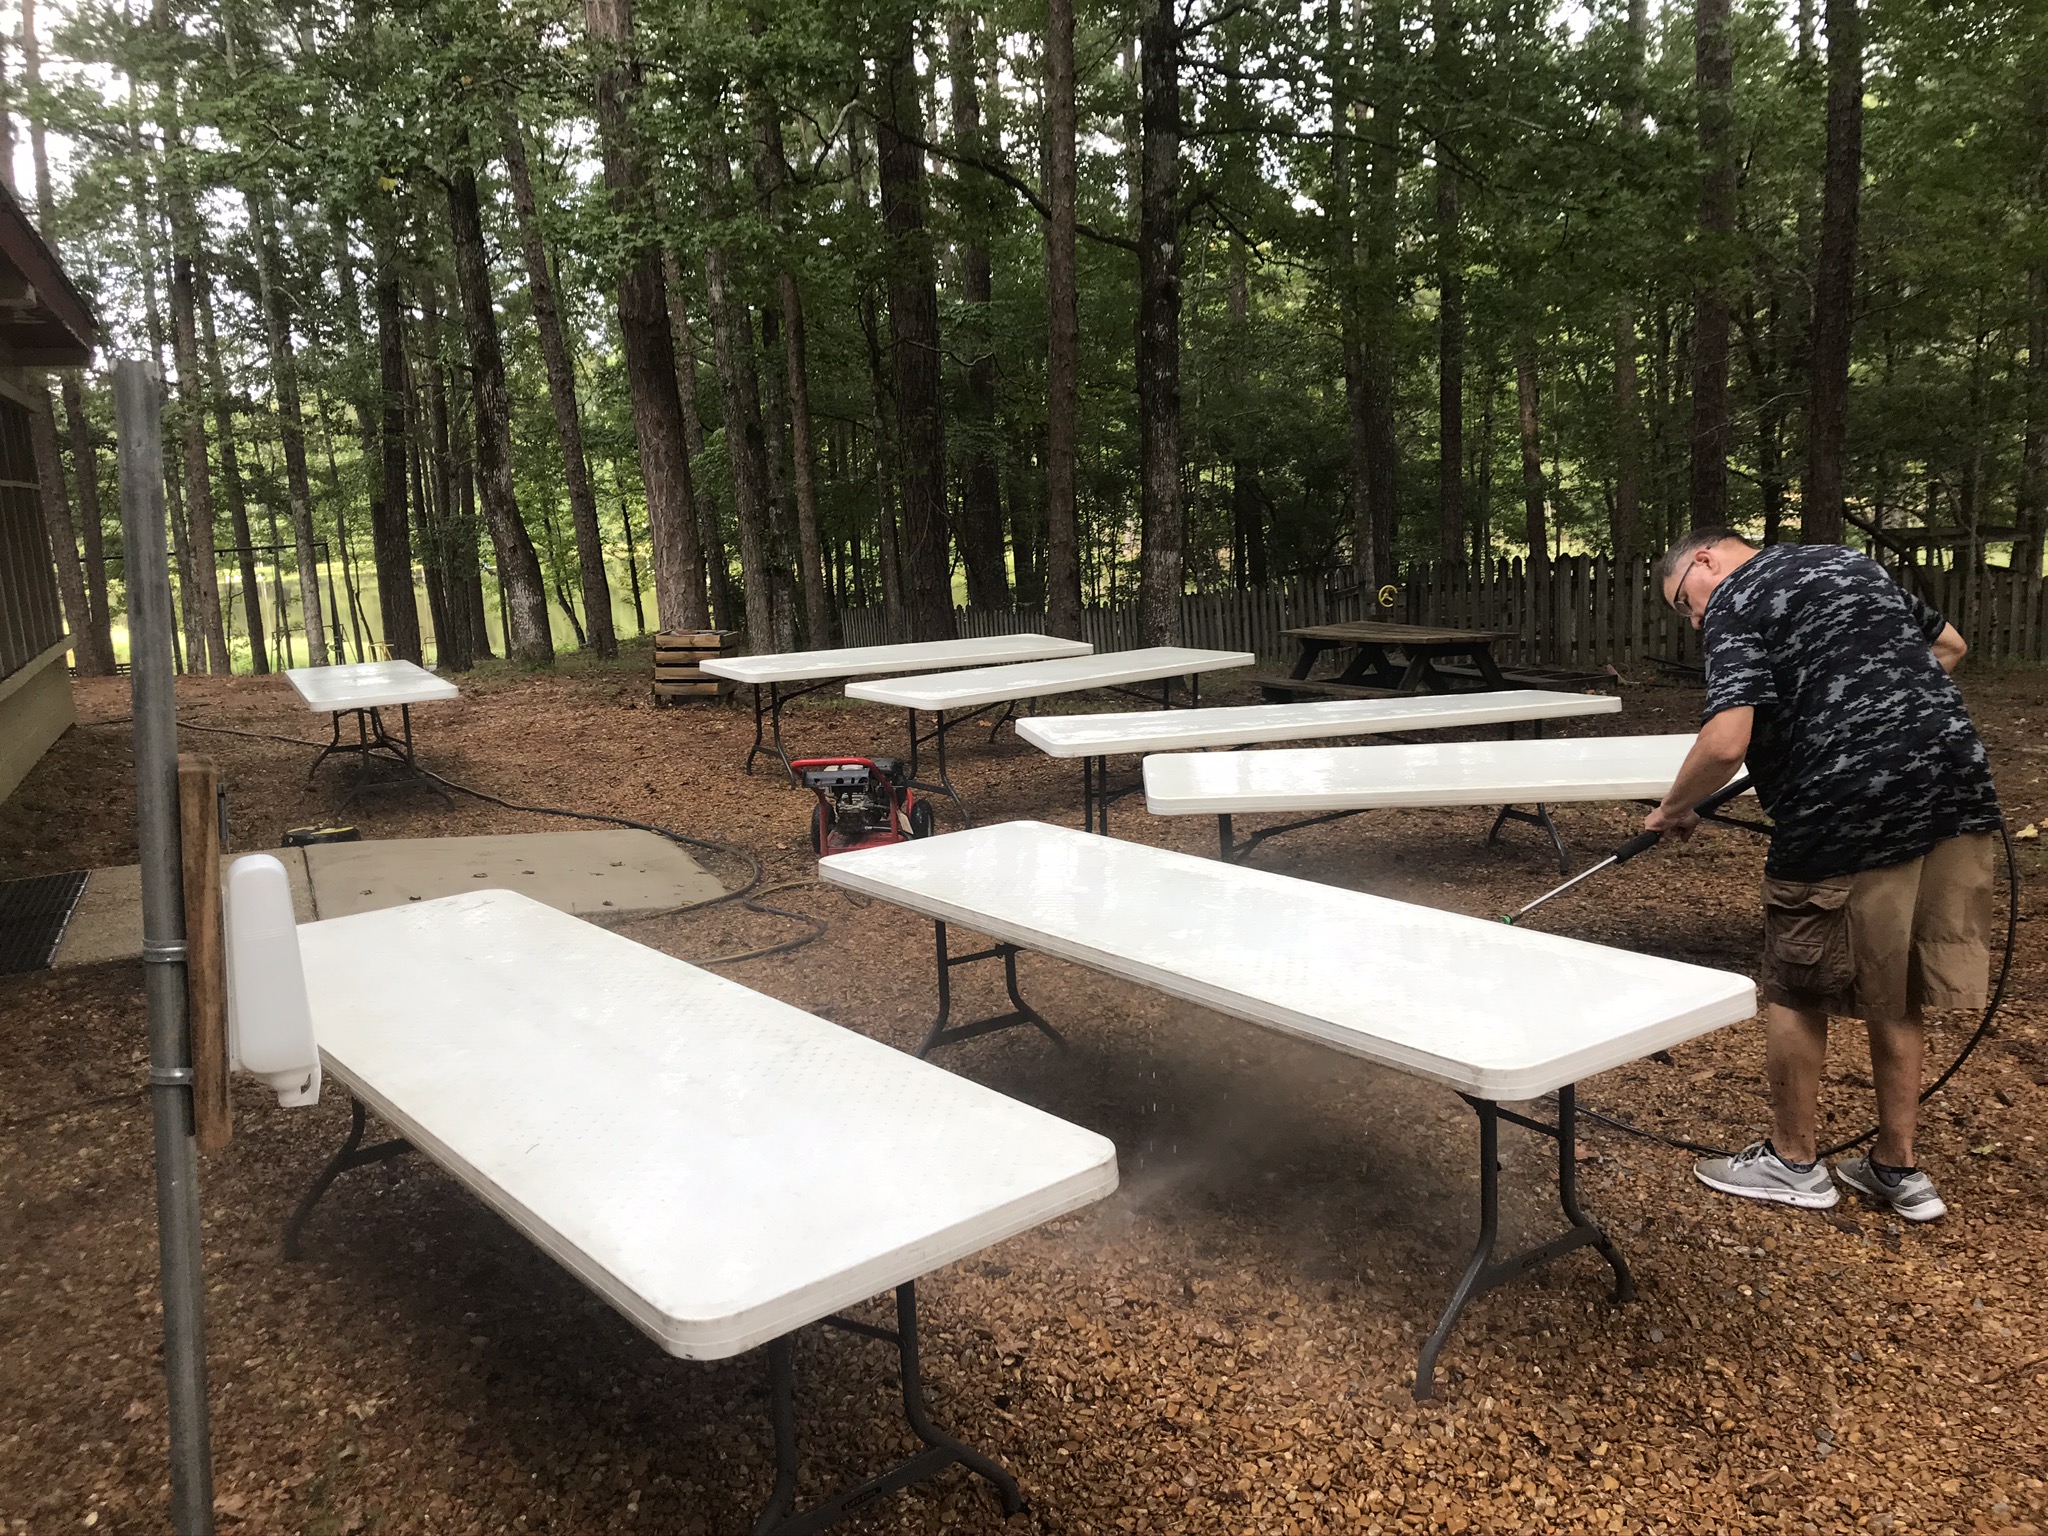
left=844, top=646, right=1255, bottom=824
left=699, top=633, right=1094, bottom=780
left=817, top=822, right=1755, bottom=1396
left=281, top=887, right=1118, bottom=1534
left=285, top=659, right=459, bottom=798
left=1141, top=732, right=1751, bottom=870
left=1015, top=689, right=1622, bottom=835
left=1265, top=621, right=1518, bottom=698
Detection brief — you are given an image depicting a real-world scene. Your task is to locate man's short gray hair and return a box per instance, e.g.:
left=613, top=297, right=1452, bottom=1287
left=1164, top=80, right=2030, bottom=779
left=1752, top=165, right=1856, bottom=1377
left=1657, top=527, right=1753, bottom=587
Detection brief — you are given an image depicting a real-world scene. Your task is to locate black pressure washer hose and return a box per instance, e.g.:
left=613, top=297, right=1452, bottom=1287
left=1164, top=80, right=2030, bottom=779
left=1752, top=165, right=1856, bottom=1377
left=81, top=714, right=828, bottom=965
left=1502, top=776, right=2022, bottom=1161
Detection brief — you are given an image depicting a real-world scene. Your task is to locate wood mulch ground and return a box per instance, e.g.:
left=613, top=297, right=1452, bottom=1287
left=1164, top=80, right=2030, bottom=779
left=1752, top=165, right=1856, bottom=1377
left=3, top=650, right=2044, bottom=1536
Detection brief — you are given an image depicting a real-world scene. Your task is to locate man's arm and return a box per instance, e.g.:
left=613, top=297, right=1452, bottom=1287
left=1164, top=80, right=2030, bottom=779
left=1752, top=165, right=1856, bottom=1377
left=1932, top=623, right=1966, bottom=674
left=1644, top=707, right=1753, bottom=841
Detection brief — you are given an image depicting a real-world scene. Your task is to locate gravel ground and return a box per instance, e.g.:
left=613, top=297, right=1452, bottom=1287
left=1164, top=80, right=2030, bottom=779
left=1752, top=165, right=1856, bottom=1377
left=3, top=652, right=2044, bottom=1536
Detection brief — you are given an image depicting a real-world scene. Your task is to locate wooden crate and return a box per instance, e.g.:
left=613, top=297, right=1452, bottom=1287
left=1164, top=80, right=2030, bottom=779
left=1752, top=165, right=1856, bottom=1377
left=652, top=630, right=737, bottom=706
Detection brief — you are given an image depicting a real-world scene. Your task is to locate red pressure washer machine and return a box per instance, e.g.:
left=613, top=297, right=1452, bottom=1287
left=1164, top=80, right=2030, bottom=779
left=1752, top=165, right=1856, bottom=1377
left=791, top=756, right=936, bottom=855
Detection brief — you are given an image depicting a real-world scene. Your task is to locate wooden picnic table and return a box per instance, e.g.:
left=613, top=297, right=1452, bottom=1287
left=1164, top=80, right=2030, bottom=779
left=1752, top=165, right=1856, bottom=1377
left=1272, top=621, right=1518, bottom=696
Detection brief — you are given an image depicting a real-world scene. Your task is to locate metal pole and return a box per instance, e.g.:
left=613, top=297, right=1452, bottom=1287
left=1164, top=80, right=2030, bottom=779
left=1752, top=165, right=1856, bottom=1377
left=116, top=359, right=217, bottom=1536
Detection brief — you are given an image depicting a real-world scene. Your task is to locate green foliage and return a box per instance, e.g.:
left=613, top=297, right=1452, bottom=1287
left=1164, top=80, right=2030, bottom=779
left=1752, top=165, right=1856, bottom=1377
left=36, top=0, right=2045, bottom=669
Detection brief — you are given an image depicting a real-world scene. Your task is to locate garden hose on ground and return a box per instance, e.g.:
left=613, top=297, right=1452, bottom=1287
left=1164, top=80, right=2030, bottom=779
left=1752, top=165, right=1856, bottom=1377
left=78, top=715, right=829, bottom=967
left=69, top=716, right=2023, bottom=1161
left=1539, top=822, right=2022, bottom=1163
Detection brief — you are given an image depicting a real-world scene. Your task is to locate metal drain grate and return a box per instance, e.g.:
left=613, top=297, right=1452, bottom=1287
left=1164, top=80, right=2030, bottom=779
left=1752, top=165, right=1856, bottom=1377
left=0, top=870, right=89, bottom=976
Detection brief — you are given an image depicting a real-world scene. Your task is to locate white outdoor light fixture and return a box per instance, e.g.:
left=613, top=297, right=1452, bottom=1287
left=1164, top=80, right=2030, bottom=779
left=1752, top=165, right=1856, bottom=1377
left=224, top=855, right=321, bottom=1107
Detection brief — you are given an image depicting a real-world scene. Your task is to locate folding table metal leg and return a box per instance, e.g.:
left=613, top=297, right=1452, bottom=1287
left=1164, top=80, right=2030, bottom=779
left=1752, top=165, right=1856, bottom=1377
left=744, top=685, right=771, bottom=775
left=904, top=710, right=971, bottom=827
left=985, top=698, right=1018, bottom=743
left=914, top=921, right=1066, bottom=1058
left=1487, top=803, right=1570, bottom=875
left=282, top=1098, right=414, bottom=1259
left=1412, top=1086, right=1633, bottom=1400
left=751, top=1282, right=1024, bottom=1536
left=307, top=711, right=348, bottom=783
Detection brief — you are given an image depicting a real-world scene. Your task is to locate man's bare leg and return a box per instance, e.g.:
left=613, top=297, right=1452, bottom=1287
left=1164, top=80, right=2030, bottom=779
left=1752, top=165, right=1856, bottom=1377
left=1865, top=1016, right=1926, bottom=1167
left=1766, top=1002, right=1829, bottom=1164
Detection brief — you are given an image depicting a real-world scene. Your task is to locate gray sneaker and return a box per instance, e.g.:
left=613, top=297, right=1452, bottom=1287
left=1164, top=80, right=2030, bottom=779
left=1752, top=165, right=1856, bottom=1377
left=1694, top=1141, right=1840, bottom=1210
left=1835, top=1156, right=1947, bottom=1223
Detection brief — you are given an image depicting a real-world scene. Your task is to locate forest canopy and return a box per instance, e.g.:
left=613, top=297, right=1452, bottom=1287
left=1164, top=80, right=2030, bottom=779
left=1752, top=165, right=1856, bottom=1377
left=15, top=0, right=2046, bottom=673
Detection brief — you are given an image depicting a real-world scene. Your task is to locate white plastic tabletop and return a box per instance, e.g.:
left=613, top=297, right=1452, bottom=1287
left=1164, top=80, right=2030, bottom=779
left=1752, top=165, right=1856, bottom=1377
left=285, top=660, right=460, bottom=714
left=819, top=821, right=1755, bottom=1100
left=1143, top=732, right=1743, bottom=815
left=698, top=632, right=1092, bottom=685
left=846, top=647, right=1257, bottom=712
left=294, top=889, right=1118, bottom=1361
left=1014, top=689, right=1621, bottom=758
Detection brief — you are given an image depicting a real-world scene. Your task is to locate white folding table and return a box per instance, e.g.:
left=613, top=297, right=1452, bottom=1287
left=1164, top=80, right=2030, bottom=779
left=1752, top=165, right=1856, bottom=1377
left=1142, top=731, right=1756, bottom=869
left=818, top=821, right=1755, bottom=1396
left=287, top=889, right=1117, bottom=1534
left=844, top=646, right=1256, bottom=824
left=1016, top=689, right=1623, bottom=835
left=285, top=659, right=460, bottom=795
left=697, top=633, right=1093, bottom=780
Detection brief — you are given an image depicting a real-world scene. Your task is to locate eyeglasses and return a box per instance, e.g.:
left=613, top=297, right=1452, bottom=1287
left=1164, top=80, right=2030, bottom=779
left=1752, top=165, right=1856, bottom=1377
left=1671, top=561, right=1701, bottom=619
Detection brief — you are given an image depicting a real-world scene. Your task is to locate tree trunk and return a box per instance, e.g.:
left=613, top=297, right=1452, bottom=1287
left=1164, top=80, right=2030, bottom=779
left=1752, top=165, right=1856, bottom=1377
left=502, top=107, right=617, bottom=656
left=406, top=351, right=455, bottom=665
left=1135, top=0, right=1184, bottom=644
left=585, top=0, right=708, bottom=637
left=747, top=49, right=830, bottom=645
left=196, top=261, right=267, bottom=672
left=446, top=167, right=553, bottom=663
left=661, top=255, right=733, bottom=629
left=30, top=387, right=96, bottom=671
left=1517, top=329, right=1547, bottom=576
left=1434, top=0, right=1464, bottom=567
left=755, top=303, right=801, bottom=652
left=60, top=377, right=115, bottom=671
left=419, top=285, right=473, bottom=672
left=248, top=189, right=328, bottom=666
left=874, top=30, right=957, bottom=642
left=1612, top=0, right=1647, bottom=561
left=1362, top=0, right=1401, bottom=580
left=861, top=284, right=907, bottom=633
left=1690, top=0, right=1736, bottom=530
left=25, top=0, right=110, bottom=675
left=1331, top=0, right=1372, bottom=587
left=168, top=260, right=229, bottom=672
left=699, top=136, right=779, bottom=650
left=1436, top=170, right=1463, bottom=567
left=948, top=11, right=1010, bottom=611
left=371, top=234, right=425, bottom=664
left=1801, top=0, right=1861, bottom=544
left=2020, top=268, right=2046, bottom=578
left=1043, top=0, right=1083, bottom=637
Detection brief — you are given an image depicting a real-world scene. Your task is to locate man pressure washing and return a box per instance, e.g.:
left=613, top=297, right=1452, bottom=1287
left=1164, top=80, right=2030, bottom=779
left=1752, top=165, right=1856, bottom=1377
left=1643, top=530, right=2002, bottom=1222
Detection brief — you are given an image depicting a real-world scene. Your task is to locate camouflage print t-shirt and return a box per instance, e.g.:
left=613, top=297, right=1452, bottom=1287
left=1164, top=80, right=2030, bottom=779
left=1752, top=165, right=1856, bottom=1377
left=1699, top=543, right=2002, bottom=881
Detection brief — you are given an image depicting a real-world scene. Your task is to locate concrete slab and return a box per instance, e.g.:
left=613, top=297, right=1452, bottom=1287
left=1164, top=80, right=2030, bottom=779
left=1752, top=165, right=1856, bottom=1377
left=54, top=848, right=314, bottom=968
left=51, top=830, right=722, bottom=968
left=303, top=830, right=723, bottom=921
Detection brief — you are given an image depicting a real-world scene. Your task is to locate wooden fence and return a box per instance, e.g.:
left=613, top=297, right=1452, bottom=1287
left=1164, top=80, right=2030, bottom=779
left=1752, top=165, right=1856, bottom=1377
left=838, top=555, right=2048, bottom=670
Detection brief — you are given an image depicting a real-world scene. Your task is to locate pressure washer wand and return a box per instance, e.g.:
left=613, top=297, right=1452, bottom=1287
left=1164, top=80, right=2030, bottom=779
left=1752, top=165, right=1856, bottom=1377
left=1501, top=774, right=1755, bottom=926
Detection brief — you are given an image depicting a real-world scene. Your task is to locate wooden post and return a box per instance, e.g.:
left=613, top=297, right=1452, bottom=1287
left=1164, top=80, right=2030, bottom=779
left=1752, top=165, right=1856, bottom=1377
left=177, top=756, right=231, bottom=1152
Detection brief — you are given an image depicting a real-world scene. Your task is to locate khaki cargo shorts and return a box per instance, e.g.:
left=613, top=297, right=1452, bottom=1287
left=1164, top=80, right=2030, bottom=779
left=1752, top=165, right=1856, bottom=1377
left=1760, top=831, right=1998, bottom=1021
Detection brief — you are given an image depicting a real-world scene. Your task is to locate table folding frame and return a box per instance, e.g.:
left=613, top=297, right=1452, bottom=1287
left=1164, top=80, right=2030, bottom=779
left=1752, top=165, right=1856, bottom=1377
left=899, top=922, right=1635, bottom=1400
left=902, top=671, right=1206, bottom=827
left=285, top=1096, right=1027, bottom=1536
left=743, top=679, right=841, bottom=783
left=1200, top=717, right=1567, bottom=869
left=306, top=704, right=449, bottom=802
